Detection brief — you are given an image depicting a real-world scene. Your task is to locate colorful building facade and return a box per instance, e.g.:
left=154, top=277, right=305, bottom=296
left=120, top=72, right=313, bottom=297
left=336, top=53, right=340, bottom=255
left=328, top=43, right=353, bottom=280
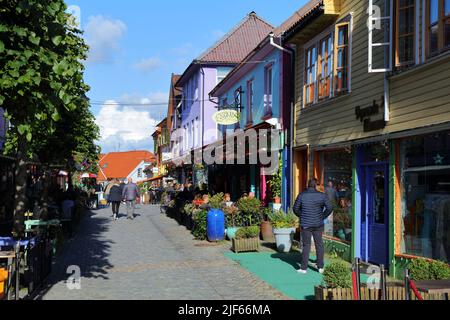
left=286, top=0, right=450, bottom=276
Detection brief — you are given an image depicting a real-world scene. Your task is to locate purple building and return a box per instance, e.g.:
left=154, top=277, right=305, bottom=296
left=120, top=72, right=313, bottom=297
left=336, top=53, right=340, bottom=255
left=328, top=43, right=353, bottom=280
left=172, top=12, right=273, bottom=186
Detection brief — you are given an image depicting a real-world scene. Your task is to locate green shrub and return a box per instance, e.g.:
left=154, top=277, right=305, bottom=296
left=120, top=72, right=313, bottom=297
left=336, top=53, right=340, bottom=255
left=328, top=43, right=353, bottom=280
left=268, top=208, right=298, bottom=229
left=209, top=192, right=224, bottom=209
left=409, top=258, right=450, bottom=280
left=322, top=260, right=352, bottom=289
left=192, top=210, right=208, bottom=240
left=235, top=226, right=260, bottom=240
left=237, top=197, right=262, bottom=226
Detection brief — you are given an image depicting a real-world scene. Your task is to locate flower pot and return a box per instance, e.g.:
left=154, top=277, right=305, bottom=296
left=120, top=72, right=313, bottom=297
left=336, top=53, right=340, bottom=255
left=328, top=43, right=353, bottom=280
left=232, top=237, right=260, bottom=253
left=271, top=203, right=282, bottom=211
left=260, top=221, right=274, bottom=242
left=226, top=227, right=240, bottom=240
left=273, top=228, right=295, bottom=253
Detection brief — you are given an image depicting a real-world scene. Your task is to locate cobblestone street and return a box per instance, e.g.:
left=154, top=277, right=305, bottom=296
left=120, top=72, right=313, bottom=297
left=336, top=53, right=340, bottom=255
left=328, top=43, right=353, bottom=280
left=37, top=205, right=288, bottom=300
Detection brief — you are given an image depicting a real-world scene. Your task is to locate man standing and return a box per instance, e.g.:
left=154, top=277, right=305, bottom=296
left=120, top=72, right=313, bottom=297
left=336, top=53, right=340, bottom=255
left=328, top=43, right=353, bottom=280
left=293, top=178, right=333, bottom=274
left=122, top=178, right=140, bottom=220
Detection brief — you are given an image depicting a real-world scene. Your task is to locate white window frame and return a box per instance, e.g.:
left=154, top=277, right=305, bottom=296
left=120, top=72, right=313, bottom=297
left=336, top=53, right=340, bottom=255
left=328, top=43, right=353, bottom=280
left=368, top=0, right=393, bottom=72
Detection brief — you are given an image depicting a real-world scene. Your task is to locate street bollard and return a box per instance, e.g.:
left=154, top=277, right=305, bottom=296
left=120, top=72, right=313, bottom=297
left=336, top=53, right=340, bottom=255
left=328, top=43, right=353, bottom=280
left=14, top=241, right=20, bottom=300
left=354, top=258, right=361, bottom=300
left=405, top=269, right=411, bottom=301
left=380, top=264, right=387, bottom=300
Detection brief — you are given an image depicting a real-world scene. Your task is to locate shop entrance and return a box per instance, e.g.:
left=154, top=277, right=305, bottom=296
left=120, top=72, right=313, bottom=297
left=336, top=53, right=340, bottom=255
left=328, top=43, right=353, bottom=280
left=361, top=163, right=389, bottom=266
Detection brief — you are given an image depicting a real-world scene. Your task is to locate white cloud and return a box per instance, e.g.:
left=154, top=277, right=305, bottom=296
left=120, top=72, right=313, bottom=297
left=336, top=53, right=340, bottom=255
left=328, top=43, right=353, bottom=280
left=85, top=15, right=127, bottom=64
left=133, top=57, right=162, bottom=73
left=95, top=93, right=169, bottom=153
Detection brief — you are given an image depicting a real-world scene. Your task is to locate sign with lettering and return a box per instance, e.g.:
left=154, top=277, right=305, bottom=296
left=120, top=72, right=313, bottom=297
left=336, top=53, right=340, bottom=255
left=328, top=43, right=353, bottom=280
left=213, top=109, right=240, bottom=125
left=355, top=97, right=386, bottom=132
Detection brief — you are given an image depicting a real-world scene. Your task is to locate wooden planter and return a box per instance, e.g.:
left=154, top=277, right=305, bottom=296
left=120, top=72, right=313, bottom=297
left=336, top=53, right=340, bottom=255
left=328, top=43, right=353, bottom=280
left=232, top=237, right=260, bottom=253
left=314, top=285, right=446, bottom=300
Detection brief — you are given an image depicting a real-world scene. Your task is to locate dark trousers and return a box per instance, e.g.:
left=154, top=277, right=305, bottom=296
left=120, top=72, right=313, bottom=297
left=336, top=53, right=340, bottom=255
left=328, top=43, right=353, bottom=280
left=301, top=226, right=325, bottom=270
left=111, top=201, right=121, bottom=216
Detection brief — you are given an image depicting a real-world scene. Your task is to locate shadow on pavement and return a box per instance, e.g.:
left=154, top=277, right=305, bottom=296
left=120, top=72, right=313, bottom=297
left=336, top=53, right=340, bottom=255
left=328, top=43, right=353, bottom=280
left=32, top=209, right=114, bottom=299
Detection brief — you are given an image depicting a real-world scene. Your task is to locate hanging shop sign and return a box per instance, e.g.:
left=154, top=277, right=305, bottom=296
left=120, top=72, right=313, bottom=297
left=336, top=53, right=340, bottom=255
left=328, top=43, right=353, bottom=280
left=213, top=109, right=240, bottom=125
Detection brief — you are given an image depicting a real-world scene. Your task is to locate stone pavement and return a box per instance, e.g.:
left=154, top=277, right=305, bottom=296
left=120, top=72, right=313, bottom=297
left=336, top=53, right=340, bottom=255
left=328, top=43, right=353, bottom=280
left=37, top=205, right=289, bottom=300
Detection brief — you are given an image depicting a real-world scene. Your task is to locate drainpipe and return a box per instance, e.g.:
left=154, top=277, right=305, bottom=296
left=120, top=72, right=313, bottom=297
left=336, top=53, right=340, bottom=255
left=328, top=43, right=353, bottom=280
left=269, top=32, right=296, bottom=210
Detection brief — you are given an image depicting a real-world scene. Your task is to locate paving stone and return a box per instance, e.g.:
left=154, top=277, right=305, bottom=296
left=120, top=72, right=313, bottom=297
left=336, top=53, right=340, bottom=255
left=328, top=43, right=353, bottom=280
left=37, top=205, right=289, bottom=300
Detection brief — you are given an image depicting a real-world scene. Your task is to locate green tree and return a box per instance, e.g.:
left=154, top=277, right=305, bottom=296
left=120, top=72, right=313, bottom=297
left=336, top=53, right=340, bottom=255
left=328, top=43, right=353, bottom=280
left=0, top=0, right=98, bottom=237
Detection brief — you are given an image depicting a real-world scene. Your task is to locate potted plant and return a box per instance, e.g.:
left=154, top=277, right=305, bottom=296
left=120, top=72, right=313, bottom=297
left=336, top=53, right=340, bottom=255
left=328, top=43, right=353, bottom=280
left=260, top=207, right=274, bottom=242
left=183, top=203, right=195, bottom=230
left=315, top=260, right=353, bottom=300
left=232, top=226, right=261, bottom=253
left=192, top=209, right=208, bottom=240
left=224, top=205, right=241, bottom=240
left=268, top=159, right=282, bottom=207
left=236, top=196, right=262, bottom=227
left=268, top=208, right=298, bottom=253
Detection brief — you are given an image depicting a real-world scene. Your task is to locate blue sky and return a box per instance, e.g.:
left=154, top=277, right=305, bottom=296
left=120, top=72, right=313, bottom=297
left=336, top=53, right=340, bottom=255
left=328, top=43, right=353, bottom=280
left=69, top=0, right=307, bottom=153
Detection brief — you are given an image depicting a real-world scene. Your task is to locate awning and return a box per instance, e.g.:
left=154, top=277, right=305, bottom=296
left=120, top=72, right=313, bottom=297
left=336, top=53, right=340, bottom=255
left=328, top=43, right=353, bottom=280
left=139, top=174, right=168, bottom=183
left=81, top=173, right=98, bottom=178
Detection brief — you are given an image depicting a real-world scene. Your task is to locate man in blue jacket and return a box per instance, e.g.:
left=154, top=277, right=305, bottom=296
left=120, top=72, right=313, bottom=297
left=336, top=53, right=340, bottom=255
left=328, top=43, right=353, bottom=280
left=293, top=178, right=333, bottom=274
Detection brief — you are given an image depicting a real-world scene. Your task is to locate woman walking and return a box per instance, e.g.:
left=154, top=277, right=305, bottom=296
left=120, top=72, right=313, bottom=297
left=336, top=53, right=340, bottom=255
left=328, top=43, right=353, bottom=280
left=109, top=179, right=122, bottom=221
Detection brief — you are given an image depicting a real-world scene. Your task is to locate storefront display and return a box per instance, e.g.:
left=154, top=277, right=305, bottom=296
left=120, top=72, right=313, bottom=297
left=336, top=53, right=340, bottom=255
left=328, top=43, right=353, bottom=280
left=317, top=149, right=353, bottom=241
left=399, top=131, right=450, bottom=262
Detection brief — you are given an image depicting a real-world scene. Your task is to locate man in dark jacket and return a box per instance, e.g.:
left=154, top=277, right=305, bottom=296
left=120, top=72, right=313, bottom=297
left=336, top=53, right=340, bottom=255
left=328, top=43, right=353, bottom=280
left=293, top=178, right=333, bottom=274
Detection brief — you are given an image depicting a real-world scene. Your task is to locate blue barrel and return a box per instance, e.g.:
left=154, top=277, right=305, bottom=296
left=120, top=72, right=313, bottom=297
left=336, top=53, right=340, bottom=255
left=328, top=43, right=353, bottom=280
left=207, top=209, right=225, bottom=242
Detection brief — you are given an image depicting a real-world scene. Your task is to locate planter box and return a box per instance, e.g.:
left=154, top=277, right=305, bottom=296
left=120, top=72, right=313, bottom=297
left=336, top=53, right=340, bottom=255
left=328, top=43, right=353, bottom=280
left=232, top=237, right=260, bottom=253
left=314, top=285, right=446, bottom=300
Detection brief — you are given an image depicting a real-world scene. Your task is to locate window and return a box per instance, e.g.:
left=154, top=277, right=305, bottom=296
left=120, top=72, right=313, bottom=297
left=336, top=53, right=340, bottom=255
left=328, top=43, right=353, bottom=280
left=234, top=87, right=242, bottom=130
left=217, top=67, right=232, bottom=84
left=191, top=120, right=195, bottom=148
left=396, top=0, right=415, bottom=65
left=334, top=23, right=349, bottom=95
left=399, top=131, right=450, bottom=262
left=303, top=18, right=351, bottom=107
left=318, top=35, right=333, bottom=100
left=304, top=46, right=317, bottom=105
left=137, top=169, right=142, bottom=178
left=426, top=0, right=450, bottom=57
left=264, top=65, right=273, bottom=116
left=246, top=80, right=253, bottom=125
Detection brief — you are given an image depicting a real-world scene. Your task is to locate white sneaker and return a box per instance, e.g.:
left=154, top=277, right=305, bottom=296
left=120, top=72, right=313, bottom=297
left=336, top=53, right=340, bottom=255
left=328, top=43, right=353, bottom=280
left=297, top=269, right=307, bottom=274
left=319, top=268, right=324, bottom=274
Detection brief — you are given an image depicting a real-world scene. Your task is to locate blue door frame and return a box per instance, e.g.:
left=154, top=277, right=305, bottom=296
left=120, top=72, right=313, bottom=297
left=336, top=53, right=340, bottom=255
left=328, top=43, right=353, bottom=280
left=360, top=162, right=390, bottom=266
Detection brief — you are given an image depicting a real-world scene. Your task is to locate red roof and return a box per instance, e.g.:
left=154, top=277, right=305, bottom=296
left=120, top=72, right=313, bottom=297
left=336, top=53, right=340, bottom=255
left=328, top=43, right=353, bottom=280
left=97, top=151, right=156, bottom=181
left=196, top=12, right=274, bottom=64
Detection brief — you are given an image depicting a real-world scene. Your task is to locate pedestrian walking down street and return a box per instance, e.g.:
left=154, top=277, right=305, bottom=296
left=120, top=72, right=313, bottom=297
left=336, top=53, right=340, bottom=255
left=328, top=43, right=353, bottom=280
left=109, top=179, right=123, bottom=221
left=122, top=178, right=140, bottom=220
left=293, top=178, right=333, bottom=274
left=104, top=179, right=115, bottom=205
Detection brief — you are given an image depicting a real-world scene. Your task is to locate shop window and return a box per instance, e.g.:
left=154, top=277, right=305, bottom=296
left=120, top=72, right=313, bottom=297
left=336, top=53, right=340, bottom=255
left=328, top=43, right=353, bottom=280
left=316, top=149, right=353, bottom=242
left=396, top=0, right=415, bottom=66
left=400, top=131, right=450, bottom=262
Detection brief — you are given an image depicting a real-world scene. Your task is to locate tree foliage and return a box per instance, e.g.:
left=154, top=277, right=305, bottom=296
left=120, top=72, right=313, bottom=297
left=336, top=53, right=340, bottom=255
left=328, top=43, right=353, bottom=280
left=0, top=0, right=100, bottom=236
